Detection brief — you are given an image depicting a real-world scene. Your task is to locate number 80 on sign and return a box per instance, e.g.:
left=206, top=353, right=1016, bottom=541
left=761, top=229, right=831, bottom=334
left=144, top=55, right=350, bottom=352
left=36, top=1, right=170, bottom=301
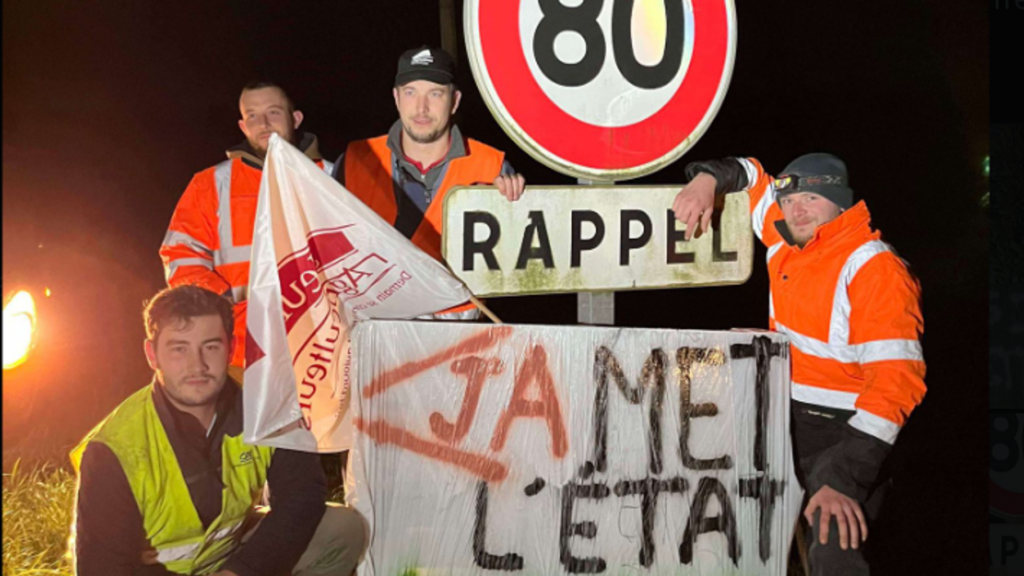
left=465, top=0, right=737, bottom=181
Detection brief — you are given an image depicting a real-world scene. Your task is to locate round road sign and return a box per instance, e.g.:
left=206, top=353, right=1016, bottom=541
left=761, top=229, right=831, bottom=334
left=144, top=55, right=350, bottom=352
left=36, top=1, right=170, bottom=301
left=465, top=0, right=736, bottom=182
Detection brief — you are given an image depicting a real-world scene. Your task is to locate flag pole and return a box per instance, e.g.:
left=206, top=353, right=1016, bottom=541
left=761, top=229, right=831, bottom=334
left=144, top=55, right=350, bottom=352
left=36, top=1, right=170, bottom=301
left=441, top=259, right=502, bottom=324
left=469, top=294, right=502, bottom=324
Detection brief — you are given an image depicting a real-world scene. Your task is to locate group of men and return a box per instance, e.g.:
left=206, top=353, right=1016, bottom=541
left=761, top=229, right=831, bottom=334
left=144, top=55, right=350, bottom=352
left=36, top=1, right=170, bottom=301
left=71, top=43, right=925, bottom=576
left=73, top=46, right=522, bottom=576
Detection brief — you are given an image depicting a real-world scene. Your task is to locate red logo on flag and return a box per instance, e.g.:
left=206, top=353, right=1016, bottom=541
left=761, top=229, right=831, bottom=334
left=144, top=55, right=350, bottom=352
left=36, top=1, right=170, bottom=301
left=277, top=226, right=356, bottom=332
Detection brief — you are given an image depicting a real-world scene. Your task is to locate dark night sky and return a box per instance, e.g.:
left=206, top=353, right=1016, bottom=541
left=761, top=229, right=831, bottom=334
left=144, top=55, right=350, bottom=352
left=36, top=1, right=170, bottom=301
left=3, top=1, right=988, bottom=572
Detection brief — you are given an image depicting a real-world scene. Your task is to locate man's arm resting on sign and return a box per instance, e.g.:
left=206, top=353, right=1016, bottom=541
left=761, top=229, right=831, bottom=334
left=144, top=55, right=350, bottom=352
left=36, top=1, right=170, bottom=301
left=672, top=158, right=750, bottom=239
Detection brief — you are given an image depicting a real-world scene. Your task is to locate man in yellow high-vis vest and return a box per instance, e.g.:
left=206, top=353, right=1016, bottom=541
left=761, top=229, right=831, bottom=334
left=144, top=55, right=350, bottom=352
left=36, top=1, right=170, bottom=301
left=70, top=285, right=367, bottom=576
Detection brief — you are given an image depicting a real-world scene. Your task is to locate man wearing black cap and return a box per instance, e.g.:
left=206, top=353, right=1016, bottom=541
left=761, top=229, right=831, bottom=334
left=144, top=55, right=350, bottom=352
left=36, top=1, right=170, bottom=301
left=672, top=154, right=926, bottom=575
left=332, top=46, right=524, bottom=319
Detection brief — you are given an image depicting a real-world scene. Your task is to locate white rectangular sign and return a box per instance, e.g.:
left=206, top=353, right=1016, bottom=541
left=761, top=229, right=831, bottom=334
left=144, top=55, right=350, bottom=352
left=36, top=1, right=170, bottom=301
left=348, top=321, right=801, bottom=575
left=442, top=186, right=753, bottom=297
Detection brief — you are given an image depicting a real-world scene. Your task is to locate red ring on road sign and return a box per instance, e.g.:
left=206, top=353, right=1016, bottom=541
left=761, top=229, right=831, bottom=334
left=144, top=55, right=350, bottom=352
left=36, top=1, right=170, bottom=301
left=991, top=476, right=1024, bottom=516
left=479, top=0, right=730, bottom=172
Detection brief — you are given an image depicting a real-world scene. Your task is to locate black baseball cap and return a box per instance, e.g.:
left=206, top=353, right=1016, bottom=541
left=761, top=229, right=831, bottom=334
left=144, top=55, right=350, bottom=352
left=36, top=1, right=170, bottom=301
left=775, top=153, right=855, bottom=210
left=395, top=46, right=456, bottom=87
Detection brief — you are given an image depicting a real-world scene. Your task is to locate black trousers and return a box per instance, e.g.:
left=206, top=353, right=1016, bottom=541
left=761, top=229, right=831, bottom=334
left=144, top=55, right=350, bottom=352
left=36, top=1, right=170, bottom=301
left=791, top=401, right=889, bottom=576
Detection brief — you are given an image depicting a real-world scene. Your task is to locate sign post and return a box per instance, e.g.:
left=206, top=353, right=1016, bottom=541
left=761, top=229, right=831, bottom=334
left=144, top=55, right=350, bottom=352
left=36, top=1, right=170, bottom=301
left=461, top=0, right=738, bottom=322
left=577, top=178, right=614, bottom=325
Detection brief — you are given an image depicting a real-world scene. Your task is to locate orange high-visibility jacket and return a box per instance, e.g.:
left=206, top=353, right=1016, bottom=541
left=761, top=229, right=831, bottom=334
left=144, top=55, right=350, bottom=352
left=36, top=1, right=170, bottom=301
left=343, top=135, right=505, bottom=315
left=160, top=138, right=333, bottom=367
left=739, top=157, right=926, bottom=446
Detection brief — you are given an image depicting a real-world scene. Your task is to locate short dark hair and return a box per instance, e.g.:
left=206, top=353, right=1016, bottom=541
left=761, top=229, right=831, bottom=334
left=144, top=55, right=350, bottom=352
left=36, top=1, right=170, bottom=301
left=240, top=81, right=295, bottom=113
left=143, top=285, right=234, bottom=343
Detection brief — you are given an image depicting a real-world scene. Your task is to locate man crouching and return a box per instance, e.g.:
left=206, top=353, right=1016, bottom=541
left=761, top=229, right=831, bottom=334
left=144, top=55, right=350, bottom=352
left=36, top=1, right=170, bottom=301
left=70, top=285, right=367, bottom=575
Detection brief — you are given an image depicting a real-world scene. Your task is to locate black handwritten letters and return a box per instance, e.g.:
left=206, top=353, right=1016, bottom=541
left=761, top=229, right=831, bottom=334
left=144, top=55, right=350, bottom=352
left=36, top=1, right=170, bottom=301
left=469, top=336, right=788, bottom=572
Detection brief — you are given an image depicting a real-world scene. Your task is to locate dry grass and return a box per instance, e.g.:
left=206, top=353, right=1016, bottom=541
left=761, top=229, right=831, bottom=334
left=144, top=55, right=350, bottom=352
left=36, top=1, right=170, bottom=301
left=2, top=460, right=75, bottom=576
left=1, top=457, right=810, bottom=575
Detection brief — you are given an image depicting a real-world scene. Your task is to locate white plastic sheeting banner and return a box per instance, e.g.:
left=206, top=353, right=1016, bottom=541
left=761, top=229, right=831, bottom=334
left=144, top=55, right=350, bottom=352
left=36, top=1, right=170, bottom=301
left=243, top=134, right=472, bottom=452
left=348, top=321, right=803, bottom=575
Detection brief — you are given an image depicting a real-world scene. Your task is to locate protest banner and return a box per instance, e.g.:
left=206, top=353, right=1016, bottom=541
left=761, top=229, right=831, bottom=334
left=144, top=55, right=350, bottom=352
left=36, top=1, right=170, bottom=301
left=349, top=321, right=802, bottom=575
left=243, top=134, right=473, bottom=452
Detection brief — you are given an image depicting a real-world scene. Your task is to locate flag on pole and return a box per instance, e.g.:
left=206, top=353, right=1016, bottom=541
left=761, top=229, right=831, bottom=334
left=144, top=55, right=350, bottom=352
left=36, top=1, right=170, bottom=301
left=243, top=133, right=473, bottom=452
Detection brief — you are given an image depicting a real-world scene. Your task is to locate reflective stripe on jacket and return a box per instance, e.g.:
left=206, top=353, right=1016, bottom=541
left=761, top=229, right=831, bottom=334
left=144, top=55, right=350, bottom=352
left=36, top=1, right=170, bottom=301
left=739, top=157, right=926, bottom=445
left=161, top=141, right=333, bottom=367
left=344, top=135, right=504, bottom=316
left=70, top=386, right=275, bottom=575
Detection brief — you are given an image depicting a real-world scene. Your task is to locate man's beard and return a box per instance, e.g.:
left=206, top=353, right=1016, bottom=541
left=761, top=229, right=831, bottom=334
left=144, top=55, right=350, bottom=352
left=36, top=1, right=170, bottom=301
left=403, top=121, right=448, bottom=145
left=161, top=373, right=224, bottom=407
left=248, top=130, right=294, bottom=159
left=247, top=136, right=269, bottom=159
left=787, top=223, right=814, bottom=247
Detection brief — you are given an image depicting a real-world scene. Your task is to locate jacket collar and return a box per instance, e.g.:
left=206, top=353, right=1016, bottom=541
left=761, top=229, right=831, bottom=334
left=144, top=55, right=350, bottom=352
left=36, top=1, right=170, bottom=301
left=225, top=132, right=322, bottom=169
left=774, top=200, right=874, bottom=251
left=151, top=376, right=244, bottom=441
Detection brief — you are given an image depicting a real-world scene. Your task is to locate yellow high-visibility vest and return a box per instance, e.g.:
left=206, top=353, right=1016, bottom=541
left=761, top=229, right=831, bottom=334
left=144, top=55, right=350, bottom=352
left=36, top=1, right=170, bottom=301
left=71, top=385, right=274, bottom=574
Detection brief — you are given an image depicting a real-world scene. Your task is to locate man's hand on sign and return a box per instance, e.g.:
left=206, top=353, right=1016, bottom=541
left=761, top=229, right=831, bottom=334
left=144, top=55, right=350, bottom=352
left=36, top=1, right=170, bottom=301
left=672, top=172, right=716, bottom=240
left=804, top=484, right=868, bottom=550
left=494, top=173, right=526, bottom=202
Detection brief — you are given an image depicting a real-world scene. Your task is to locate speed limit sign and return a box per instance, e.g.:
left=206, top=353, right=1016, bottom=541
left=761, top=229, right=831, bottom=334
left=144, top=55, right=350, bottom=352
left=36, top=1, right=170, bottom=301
left=464, top=0, right=736, bottom=181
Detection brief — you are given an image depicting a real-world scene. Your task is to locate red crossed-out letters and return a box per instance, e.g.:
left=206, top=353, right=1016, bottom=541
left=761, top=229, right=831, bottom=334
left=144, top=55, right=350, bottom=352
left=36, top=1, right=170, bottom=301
left=355, top=327, right=568, bottom=482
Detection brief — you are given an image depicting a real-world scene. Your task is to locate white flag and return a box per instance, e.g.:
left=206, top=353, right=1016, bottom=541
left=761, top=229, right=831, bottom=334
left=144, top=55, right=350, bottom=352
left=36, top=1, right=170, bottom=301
left=243, top=133, right=473, bottom=452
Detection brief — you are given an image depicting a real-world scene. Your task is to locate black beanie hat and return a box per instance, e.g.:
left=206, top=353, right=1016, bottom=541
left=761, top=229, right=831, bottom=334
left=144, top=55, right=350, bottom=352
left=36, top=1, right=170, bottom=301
left=776, top=153, right=855, bottom=210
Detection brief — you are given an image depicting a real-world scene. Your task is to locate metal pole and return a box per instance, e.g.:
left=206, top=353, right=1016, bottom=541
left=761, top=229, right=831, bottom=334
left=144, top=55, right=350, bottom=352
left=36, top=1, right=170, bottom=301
left=440, top=0, right=458, bottom=68
left=576, top=179, right=614, bottom=325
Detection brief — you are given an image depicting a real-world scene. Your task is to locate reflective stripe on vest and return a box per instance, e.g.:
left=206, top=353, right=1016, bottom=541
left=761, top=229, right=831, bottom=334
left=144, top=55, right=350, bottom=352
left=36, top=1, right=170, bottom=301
left=751, top=179, right=776, bottom=241
left=164, top=256, right=213, bottom=283
left=742, top=157, right=776, bottom=241
left=772, top=236, right=923, bottom=444
left=69, top=386, right=274, bottom=574
left=212, top=158, right=334, bottom=303
left=766, top=242, right=783, bottom=321
left=156, top=542, right=202, bottom=564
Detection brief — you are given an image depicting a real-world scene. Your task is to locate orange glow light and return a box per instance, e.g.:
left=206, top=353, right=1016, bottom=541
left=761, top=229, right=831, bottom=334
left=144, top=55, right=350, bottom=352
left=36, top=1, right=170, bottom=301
left=3, top=291, right=37, bottom=370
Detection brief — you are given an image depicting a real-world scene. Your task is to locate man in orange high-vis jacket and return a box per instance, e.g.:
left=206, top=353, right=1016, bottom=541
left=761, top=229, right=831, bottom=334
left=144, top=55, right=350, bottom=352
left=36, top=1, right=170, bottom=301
left=672, top=153, right=925, bottom=575
left=332, top=46, right=525, bottom=320
left=161, top=82, right=334, bottom=370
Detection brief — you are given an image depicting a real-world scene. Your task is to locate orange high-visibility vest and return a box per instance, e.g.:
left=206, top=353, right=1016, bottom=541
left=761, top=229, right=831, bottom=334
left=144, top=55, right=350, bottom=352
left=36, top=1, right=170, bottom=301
left=161, top=153, right=333, bottom=367
left=740, top=157, right=926, bottom=445
left=344, top=135, right=505, bottom=314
